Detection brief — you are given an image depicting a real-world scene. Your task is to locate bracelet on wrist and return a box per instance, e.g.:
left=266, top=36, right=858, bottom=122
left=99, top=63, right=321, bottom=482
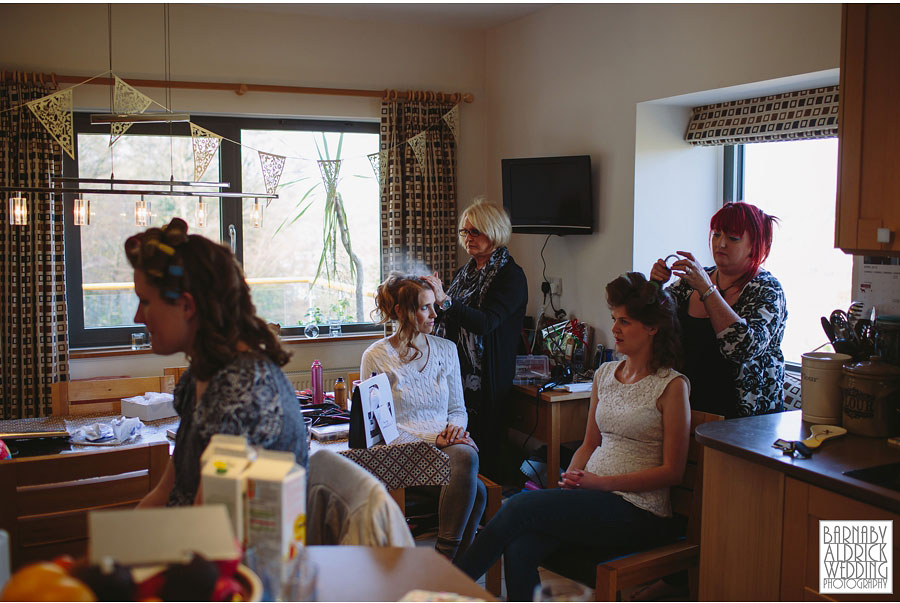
left=700, top=285, right=717, bottom=302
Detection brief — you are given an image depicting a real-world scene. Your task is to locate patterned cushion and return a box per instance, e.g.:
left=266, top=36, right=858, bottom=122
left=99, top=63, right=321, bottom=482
left=784, top=371, right=802, bottom=411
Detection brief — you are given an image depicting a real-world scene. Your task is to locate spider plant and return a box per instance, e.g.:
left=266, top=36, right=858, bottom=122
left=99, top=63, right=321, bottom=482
left=274, top=133, right=364, bottom=322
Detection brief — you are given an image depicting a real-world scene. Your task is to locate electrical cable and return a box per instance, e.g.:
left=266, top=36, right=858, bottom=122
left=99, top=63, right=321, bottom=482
left=540, top=233, right=565, bottom=318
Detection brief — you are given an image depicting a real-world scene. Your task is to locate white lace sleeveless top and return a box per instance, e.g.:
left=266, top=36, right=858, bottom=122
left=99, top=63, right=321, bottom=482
left=585, top=360, right=686, bottom=517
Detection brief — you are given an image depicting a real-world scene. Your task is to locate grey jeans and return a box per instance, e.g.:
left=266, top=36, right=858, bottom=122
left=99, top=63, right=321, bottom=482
left=434, top=443, right=487, bottom=560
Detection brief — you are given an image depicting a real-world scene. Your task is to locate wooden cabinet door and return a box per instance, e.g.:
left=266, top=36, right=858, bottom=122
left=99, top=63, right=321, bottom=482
left=837, top=4, right=900, bottom=255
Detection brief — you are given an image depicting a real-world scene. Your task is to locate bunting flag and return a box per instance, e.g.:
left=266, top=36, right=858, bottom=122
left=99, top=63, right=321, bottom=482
left=408, top=131, right=427, bottom=171
left=26, top=88, right=74, bottom=159
left=367, top=150, right=387, bottom=193
left=190, top=123, right=222, bottom=181
left=442, top=104, right=460, bottom=142
left=258, top=151, right=286, bottom=203
left=109, top=76, right=154, bottom=146
left=317, top=159, right=342, bottom=200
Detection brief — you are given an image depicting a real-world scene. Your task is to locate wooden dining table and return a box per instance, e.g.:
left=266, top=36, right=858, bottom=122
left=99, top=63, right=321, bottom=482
left=307, top=545, right=494, bottom=601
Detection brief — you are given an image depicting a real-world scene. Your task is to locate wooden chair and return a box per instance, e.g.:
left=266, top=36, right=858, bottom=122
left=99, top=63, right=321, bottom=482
left=163, top=366, right=188, bottom=384
left=592, top=410, right=724, bottom=601
left=52, top=375, right=175, bottom=416
left=0, top=441, right=169, bottom=570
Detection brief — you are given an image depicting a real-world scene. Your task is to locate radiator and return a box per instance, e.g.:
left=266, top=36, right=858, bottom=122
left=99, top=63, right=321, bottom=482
left=284, top=366, right=357, bottom=391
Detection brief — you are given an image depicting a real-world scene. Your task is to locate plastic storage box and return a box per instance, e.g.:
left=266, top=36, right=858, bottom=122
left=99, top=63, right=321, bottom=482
left=513, top=355, right=551, bottom=385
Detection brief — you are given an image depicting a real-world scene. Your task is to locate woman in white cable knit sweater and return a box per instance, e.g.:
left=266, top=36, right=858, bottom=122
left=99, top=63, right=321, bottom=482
left=361, top=272, right=487, bottom=561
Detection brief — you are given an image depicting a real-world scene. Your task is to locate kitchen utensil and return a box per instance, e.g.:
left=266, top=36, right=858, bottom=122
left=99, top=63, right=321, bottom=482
left=848, top=300, right=865, bottom=327
left=830, top=310, right=856, bottom=344
left=832, top=338, right=857, bottom=358
left=821, top=316, right=836, bottom=343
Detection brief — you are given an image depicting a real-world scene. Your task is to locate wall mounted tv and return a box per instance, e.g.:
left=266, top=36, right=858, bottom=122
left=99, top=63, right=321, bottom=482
left=502, top=155, right=593, bottom=235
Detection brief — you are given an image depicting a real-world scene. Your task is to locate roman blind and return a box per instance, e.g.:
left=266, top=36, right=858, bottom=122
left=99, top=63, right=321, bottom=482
left=684, top=85, right=839, bottom=146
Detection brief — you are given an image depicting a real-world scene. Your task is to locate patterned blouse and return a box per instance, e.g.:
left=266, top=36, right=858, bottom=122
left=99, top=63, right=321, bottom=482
left=167, top=351, right=307, bottom=507
left=667, top=267, right=787, bottom=417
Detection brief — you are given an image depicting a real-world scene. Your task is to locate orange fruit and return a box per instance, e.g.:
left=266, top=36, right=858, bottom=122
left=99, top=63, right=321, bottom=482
left=0, top=562, right=95, bottom=602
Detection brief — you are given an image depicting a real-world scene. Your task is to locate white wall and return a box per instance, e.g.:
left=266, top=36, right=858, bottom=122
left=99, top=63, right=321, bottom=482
left=484, top=3, right=841, bottom=348
left=0, top=2, right=488, bottom=376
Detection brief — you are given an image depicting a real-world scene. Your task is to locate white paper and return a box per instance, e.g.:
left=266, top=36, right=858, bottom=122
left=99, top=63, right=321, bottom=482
left=858, top=257, right=900, bottom=316
left=373, top=401, right=400, bottom=444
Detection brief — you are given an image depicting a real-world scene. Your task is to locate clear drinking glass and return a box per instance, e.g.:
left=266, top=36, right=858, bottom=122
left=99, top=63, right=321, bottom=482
left=533, top=581, right=592, bottom=602
left=281, top=552, right=318, bottom=602
left=328, top=319, right=342, bottom=337
left=131, top=332, right=145, bottom=350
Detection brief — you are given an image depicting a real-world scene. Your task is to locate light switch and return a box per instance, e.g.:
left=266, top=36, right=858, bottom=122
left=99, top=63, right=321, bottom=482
left=876, top=228, right=892, bottom=244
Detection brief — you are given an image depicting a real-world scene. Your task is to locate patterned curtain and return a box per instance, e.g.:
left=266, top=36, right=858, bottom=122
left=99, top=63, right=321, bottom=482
left=380, top=100, right=458, bottom=285
left=685, top=85, right=839, bottom=146
left=0, top=77, right=68, bottom=419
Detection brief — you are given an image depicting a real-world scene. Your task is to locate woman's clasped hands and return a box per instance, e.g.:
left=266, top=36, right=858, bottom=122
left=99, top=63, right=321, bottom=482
left=436, top=423, right=479, bottom=451
left=558, top=468, right=606, bottom=490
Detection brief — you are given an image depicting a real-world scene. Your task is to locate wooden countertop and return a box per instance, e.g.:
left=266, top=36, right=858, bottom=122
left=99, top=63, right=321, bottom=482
left=695, top=410, right=900, bottom=513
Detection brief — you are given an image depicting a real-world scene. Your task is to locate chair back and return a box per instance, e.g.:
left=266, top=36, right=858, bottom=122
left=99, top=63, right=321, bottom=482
left=163, top=366, right=188, bottom=384
left=306, top=449, right=413, bottom=547
left=0, top=441, right=169, bottom=569
left=671, top=410, right=724, bottom=543
left=52, top=375, right=175, bottom=415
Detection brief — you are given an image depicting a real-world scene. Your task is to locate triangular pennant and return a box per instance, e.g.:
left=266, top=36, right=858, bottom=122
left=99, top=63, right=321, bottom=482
left=317, top=159, right=342, bottom=199
left=367, top=151, right=387, bottom=193
left=190, top=123, right=222, bottom=181
left=442, top=104, right=460, bottom=142
left=26, top=88, right=74, bottom=159
left=258, top=151, right=286, bottom=202
left=109, top=76, right=154, bottom=146
left=408, top=131, right=427, bottom=171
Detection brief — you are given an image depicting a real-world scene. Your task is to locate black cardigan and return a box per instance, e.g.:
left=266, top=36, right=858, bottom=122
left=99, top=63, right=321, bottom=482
left=437, top=257, right=528, bottom=410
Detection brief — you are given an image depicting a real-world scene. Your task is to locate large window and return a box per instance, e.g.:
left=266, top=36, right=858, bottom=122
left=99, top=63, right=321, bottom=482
left=731, top=138, right=852, bottom=365
left=64, top=115, right=380, bottom=347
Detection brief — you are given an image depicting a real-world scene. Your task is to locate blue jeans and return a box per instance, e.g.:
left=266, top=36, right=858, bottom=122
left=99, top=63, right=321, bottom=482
left=455, top=488, right=676, bottom=601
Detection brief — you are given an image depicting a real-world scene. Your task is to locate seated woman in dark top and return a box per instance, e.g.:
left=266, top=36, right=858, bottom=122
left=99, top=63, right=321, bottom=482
left=129, top=218, right=307, bottom=508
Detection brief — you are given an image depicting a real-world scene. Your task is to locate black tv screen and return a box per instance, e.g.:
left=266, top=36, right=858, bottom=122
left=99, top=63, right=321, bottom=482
left=502, top=155, right=593, bottom=235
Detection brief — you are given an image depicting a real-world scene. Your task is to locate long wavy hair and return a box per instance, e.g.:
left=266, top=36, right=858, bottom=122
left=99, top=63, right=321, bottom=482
left=606, top=272, right=682, bottom=372
left=372, top=272, right=434, bottom=362
left=124, top=217, right=290, bottom=380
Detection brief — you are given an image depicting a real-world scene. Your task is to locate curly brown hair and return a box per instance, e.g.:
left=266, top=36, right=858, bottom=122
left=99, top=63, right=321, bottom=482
left=606, top=272, right=682, bottom=371
left=124, top=217, right=290, bottom=380
left=372, top=272, right=434, bottom=362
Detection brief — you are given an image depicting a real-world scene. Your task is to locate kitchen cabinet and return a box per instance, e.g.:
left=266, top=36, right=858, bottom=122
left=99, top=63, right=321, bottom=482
left=781, top=478, right=898, bottom=602
left=836, top=4, right=900, bottom=255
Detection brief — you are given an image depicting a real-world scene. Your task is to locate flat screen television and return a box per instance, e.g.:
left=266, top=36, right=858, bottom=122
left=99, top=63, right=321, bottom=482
left=502, top=155, right=593, bottom=235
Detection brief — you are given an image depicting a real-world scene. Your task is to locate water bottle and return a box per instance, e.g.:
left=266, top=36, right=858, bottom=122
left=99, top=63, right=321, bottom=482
left=311, top=360, right=324, bottom=405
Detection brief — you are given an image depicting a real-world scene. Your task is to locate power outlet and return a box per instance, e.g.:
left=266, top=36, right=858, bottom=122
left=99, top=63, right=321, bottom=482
left=548, top=277, right=562, bottom=296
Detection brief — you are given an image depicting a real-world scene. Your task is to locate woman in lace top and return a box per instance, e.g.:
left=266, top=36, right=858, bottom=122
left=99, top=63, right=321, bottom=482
left=456, top=272, right=690, bottom=601
left=126, top=218, right=307, bottom=508
left=361, top=272, right=486, bottom=561
left=650, top=202, right=786, bottom=418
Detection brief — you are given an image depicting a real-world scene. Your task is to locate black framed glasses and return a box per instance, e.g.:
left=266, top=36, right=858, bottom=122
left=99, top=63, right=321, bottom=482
left=458, top=227, right=483, bottom=238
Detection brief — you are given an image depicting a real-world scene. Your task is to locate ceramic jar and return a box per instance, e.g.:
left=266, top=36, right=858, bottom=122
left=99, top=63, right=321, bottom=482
left=841, top=355, right=900, bottom=437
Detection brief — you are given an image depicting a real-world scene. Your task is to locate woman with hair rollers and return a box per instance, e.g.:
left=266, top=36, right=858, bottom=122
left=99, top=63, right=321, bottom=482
left=128, top=218, right=307, bottom=508
left=456, top=272, right=690, bottom=601
left=361, top=272, right=486, bottom=561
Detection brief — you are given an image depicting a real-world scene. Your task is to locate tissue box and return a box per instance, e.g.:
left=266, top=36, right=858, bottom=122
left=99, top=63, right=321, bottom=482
left=121, top=392, right=177, bottom=421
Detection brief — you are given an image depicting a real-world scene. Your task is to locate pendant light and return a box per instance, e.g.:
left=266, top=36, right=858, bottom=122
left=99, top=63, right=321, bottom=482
left=196, top=197, right=209, bottom=227
left=9, top=191, right=27, bottom=226
left=135, top=195, right=151, bottom=227
left=250, top=198, right=263, bottom=229
left=73, top=195, right=90, bottom=226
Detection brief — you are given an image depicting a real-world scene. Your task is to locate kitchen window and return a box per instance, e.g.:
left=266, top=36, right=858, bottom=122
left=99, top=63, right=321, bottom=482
left=726, top=138, right=852, bottom=366
left=64, top=114, right=381, bottom=348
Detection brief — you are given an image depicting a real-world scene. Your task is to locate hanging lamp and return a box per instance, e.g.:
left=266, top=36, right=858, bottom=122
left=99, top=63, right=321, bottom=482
left=9, top=191, right=27, bottom=226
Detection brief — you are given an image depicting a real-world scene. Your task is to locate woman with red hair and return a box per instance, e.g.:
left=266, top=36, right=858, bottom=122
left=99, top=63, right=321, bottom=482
left=650, top=202, right=786, bottom=419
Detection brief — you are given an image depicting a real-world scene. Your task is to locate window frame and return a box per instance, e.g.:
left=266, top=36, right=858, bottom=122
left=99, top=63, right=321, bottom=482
left=64, top=113, right=381, bottom=348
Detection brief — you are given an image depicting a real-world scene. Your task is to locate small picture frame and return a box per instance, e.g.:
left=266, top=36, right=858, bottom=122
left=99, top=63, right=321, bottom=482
left=349, top=373, right=399, bottom=448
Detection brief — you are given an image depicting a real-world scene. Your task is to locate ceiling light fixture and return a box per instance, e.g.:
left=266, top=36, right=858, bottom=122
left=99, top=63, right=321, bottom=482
left=197, top=197, right=209, bottom=227
left=9, top=191, right=27, bottom=226
left=135, top=195, right=151, bottom=227
left=250, top=198, right=263, bottom=229
left=73, top=195, right=90, bottom=226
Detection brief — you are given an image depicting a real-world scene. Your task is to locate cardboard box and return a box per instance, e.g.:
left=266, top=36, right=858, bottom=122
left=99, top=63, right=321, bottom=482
left=200, top=435, right=255, bottom=545
left=245, top=449, right=306, bottom=561
left=121, top=392, right=177, bottom=421
left=88, top=505, right=239, bottom=566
